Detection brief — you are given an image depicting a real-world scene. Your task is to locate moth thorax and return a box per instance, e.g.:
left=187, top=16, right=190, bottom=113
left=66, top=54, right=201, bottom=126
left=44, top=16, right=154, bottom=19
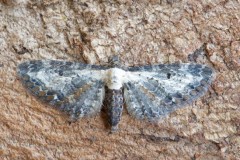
left=106, top=68, right=126, bottom=90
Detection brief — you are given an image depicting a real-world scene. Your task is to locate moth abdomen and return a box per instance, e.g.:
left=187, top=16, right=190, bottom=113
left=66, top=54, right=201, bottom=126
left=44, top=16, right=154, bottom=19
left=105, top=87, right=124, bottom=132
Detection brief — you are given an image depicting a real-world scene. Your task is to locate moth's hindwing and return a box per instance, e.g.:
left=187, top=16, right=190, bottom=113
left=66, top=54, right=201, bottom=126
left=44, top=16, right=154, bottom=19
left=124, top=63, right=215, bottom=121
left=17, top=60, right=107, bottom=120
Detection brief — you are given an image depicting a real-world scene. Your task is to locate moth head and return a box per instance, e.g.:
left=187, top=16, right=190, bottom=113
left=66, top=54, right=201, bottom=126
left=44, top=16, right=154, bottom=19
left=108, top=55, right=121, bottom=67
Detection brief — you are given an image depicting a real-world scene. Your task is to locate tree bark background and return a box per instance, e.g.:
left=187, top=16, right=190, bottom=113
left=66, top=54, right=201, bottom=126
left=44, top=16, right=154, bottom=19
left=0, top=0, right=239, bottom=159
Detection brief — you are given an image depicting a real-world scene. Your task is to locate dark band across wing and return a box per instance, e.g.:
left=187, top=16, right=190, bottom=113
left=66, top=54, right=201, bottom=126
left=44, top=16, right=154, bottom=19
left=124, top=63, right=215, bottom=121
left=17, top=60, right=106, bottom=119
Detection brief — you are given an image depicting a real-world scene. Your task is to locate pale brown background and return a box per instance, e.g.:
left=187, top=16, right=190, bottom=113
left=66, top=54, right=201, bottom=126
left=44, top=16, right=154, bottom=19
left=0, top=0, right=240, bottom=159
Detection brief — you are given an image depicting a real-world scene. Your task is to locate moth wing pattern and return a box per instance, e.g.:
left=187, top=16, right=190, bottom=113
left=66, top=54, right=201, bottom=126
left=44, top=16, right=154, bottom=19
left=17, top=60, right=107, bottom=121
left=124, top=63, right=215, bottom=121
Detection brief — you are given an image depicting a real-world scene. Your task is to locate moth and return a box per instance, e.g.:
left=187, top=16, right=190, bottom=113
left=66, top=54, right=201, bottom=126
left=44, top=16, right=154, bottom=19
left=17, top=56, right=214, bottom=132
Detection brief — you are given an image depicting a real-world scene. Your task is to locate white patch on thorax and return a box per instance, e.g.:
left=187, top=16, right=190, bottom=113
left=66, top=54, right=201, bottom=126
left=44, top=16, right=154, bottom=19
left=105, top=68, right=126, bottom=90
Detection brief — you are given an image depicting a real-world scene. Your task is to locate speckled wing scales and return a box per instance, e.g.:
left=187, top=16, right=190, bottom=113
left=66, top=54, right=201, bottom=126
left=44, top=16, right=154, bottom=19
left=124, top=63, right=214, bottom=121
left=17, top=60, right=107, bottom=121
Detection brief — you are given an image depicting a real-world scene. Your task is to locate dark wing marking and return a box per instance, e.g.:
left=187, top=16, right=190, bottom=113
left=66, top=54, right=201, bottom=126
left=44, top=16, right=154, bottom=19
left=17, top=60, right=106, bottom=120
left=124, top=63, right=215, bottom=121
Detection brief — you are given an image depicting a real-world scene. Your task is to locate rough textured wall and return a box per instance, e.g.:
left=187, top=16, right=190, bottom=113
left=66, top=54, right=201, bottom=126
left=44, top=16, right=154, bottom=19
left=0, top=0, right=239, bottom=159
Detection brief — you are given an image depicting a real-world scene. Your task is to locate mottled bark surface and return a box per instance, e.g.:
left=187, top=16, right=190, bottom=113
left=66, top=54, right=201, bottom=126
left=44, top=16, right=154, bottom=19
left=0, top=0, right=239, bottom=159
